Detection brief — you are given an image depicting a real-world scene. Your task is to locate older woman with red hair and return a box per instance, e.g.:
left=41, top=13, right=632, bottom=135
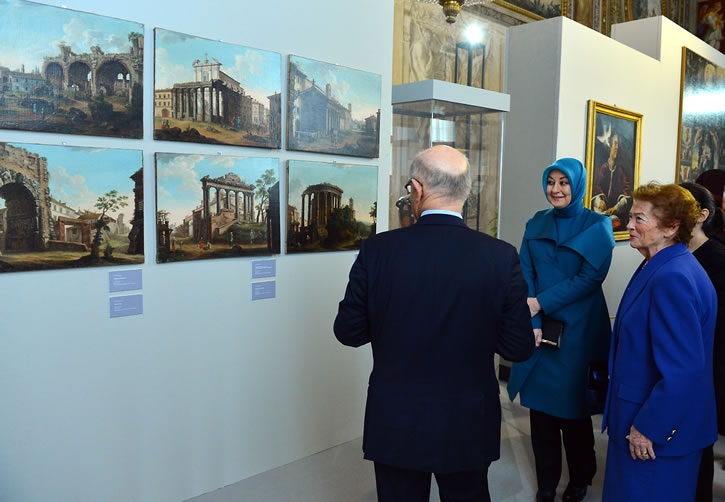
left=602, top=183, right=718, bottom=500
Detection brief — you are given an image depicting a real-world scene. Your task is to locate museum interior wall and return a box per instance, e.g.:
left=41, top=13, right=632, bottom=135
left=500, top=14, right=725, bottom=314
left=2, top=1, right=722, bottom=501
left=0, top=1, right=393, bottom=502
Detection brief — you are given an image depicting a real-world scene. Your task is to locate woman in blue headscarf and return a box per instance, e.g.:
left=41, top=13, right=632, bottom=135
left=507, top=158, right=615, bottom=502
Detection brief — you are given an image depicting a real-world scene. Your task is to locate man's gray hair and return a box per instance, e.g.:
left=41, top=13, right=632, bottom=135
left=410, top=148, right=472, bottom=203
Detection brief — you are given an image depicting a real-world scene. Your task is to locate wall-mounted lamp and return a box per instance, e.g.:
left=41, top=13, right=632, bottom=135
left=417, top=0, right=489, bottom=24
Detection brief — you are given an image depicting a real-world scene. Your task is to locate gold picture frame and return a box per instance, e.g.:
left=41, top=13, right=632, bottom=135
left=585, top=100, right=643, bottom=242
left=492, top=0, right=568, bottom=20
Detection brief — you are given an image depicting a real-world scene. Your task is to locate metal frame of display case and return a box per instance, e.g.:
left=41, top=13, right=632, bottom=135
left=391, top=79, right=510, bottom=233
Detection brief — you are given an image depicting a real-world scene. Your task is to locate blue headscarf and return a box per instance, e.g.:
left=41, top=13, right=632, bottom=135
left=541, top=157, right=587, bottom=219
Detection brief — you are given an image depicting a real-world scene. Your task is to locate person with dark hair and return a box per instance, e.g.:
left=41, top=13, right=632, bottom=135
left=602, top=183, right=718, bottom=501
left=334, top=145, right=535, bottom=502
left=681, top=181, right=725, bottom=502
left=695, top=168, right=725, bottom=208
left=507, top=158, right=615, bottom=502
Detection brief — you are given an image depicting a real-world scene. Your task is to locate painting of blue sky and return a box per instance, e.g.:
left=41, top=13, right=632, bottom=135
left=0, top=142, right=143, bottom=273
left=0, top=0, right=144, bottom=138
left=287, top=160, right=378, bottom=253
left=155, top=153, right=280, bottom=263
left=154, top=28, right=282, bottom=148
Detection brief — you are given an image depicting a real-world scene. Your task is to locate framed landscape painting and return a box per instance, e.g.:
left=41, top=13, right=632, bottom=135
left=584, top=100, right=642, bottom=241
left=491, top=0, right=567, bottom=20
left=287, top=160, right=378, bottom=253
left=0, top=142, right=144, bottom=273
left=287, top=55, right=381, bottom=158
left=0, top=1, right=143, bottom=138
left=155, top=153, right=280, bottom=264
left=154, top=29, right=282, bottom=148
left=677, top=47, right=725, bottom=183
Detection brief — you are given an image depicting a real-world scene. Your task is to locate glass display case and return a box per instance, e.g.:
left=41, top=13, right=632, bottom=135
left=391, top=79, right=510, bottom=235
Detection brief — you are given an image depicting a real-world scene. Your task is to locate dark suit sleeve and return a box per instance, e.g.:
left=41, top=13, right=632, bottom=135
left=496, top=249, right=536, bottom=362
left=333, top=242, right=370, bottom=347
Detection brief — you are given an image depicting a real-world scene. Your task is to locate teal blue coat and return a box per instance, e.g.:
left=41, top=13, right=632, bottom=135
left=507, top=206, right=614, bottom=419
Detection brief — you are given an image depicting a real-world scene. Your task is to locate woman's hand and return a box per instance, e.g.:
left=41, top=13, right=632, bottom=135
left=626, top=425, right=656, bottom=460
left=527, top=297, right=541, bottom=317
left=533, top=328, right=543, bottom=347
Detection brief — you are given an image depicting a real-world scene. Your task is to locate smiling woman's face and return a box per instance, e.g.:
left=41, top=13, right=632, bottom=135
left=546, top=169, right=572, bottom=209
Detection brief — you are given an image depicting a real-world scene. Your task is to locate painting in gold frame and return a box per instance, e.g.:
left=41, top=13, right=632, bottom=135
left=492, top=0, right=568, bottom=20
left=585, top=100, right=643, bottom=242
left=625, top=0, right=668, bottom=20
left=676, top=47, right=725, bottom=183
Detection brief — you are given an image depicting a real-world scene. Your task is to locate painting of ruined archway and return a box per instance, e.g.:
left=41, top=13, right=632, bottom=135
left=0, top=142, right=144, bottom=273
left=154, top=29, right=282, bottom=148
left=287, top=160, right=378, bottom=253
left=0, top=2, right=144, bottom=138
left=155, top=153, right=280, bottom=264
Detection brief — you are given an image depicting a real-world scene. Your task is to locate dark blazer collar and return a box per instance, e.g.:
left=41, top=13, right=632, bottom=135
left=416, top=213, right=467, bottom=227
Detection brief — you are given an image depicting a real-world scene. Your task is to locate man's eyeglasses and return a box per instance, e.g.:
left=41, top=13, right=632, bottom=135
left=405, top=178, right=421, bottom=194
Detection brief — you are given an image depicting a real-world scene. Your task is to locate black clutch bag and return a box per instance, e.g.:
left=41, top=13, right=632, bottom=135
left=540, top=314, right=564, bottom=348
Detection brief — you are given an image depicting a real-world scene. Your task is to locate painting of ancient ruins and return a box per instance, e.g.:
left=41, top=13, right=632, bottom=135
left=287, top=160, right=378, bottom=253
left=0, top=2, right=143, bottom=139
left=155, top=153, right=280, bottom=263
left=287, top=56, right=381, bottom=158
left=0, top=142, right=144, bottom=273
left=154, top=29, right=282, bottom=148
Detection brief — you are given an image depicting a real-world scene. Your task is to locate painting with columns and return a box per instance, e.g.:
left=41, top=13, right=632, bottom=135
left=287, top=56, right=382, bottom=158
left=0, top=1, right=144, bottom=138
left=154, top=28, right=282, bottom=148
left=287, top=160, right=378, bottom=253
left=155, top=153, right=280, bottom=263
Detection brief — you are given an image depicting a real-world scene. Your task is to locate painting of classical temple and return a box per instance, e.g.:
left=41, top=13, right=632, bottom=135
left=287, top=56, right=381, bottom=158
left=0, top=142, right=144, bottom=273
left=155, top=153, right=280, bottom=263
left=0, top=2, right=143, bottom=138
left=287, top=160, right=378, bottom=253
left=154, top=29, right=282, bottom=148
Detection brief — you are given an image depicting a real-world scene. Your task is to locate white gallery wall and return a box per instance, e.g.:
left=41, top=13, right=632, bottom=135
left=0, top=1, right=393, bottom=501
left=500, top=15, right=725, bottom=314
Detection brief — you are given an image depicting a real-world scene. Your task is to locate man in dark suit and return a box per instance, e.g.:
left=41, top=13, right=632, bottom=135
left=334, top=145, right=535, bottom=502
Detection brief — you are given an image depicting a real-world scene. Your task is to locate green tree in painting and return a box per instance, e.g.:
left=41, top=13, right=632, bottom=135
left=91, top=190, right=128, bottom=259
left=326, top=205, right=357, bottom=246
left=254, top=169, right=277, bottom=222
left=369, top=201, right=377, bottom=235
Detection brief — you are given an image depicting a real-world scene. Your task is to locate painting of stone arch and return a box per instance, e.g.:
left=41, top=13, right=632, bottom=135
left=287, top=55, right=382, bottom=158
left=0, top=2, right=143, bottom=138
left=287, top=160, right=378, bottom=254
left=154, top=29, right=282, bottom=148
left=155, top=153, right=280, bottom=264
left=0, top=142, right=144, bottom=273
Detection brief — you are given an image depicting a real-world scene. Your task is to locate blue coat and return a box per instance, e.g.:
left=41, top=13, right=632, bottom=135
left=602, top=243, right=717, bottom=456
left=507, top=207, right=614, bottom=419
left=334, top=214, right=535, bottom=473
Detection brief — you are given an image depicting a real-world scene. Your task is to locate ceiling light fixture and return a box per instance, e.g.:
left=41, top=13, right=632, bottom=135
left=417, top=0, right=489, bottom=24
